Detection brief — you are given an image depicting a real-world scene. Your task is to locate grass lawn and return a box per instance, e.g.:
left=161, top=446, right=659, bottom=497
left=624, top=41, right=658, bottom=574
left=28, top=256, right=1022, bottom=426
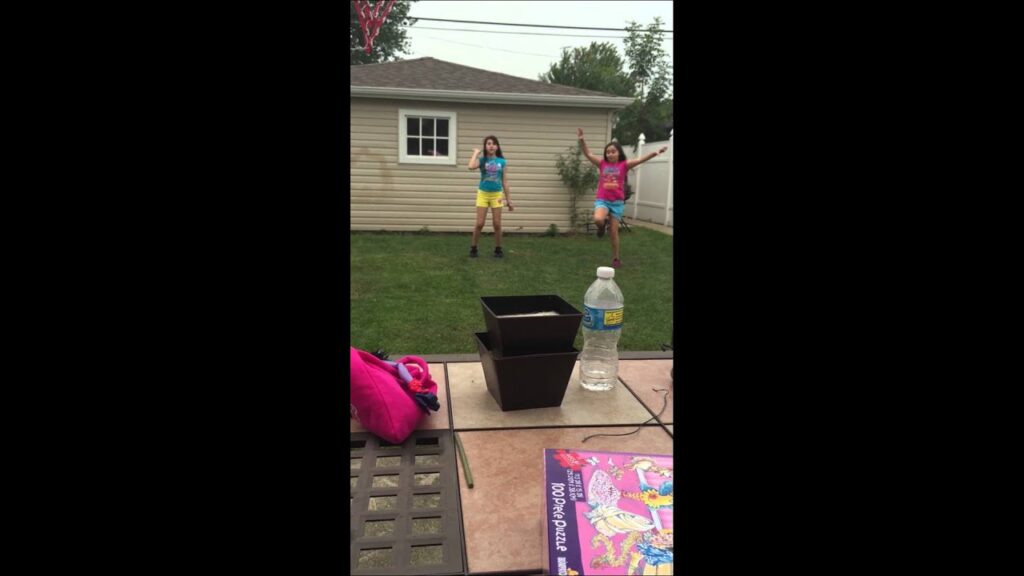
left=350, top=227, right=673, bottom=355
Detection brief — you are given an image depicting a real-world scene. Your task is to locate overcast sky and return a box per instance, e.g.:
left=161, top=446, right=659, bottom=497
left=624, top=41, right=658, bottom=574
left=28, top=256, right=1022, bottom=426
left=401, top=0, right=673, bottom=86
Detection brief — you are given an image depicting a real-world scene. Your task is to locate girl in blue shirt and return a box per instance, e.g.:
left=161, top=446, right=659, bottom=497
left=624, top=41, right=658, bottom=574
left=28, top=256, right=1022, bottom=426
left=467, top=135, right=514, bottom=258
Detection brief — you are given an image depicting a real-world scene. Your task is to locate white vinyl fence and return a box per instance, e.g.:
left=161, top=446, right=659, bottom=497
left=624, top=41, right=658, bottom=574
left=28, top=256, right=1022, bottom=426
left=627, top=130, right=673, bottom=227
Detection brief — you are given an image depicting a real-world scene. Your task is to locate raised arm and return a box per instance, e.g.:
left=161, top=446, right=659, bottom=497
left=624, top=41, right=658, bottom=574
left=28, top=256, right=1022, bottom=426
left=626, top=145, right=668, bottom=170
left=467, top=148, right=481, bottom=170
left=576, top=128, right=602, bottom=167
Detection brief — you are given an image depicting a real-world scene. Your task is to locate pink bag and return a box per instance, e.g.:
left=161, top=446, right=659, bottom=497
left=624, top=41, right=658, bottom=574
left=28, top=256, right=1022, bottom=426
left=349, top=347, right=440, bottom=444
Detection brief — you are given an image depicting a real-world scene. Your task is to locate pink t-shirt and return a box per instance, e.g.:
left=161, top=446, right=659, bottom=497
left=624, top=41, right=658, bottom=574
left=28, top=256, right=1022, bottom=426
left=596, top=160, right=628, bottom=201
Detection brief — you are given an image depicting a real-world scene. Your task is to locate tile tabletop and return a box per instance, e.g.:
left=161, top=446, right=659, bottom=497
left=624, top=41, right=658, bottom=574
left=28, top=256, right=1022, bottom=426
left=446, top=361, right=656, bottom=430
left=454, top=426, right=674, bottom=574
left=618, top=359, right=674, bottom=424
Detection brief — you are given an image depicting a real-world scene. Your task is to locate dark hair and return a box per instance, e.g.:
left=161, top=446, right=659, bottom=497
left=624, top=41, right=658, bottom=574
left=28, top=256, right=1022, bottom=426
left=603, top=141, right=627, bottom=163
left=483, top=135, right=504, bottom=159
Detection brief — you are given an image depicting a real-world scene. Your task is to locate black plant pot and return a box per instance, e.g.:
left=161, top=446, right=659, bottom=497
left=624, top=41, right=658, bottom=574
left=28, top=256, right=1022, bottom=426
left=474, top=332, right=578, bottom=411
left=479, top=295, right=583, bottom=356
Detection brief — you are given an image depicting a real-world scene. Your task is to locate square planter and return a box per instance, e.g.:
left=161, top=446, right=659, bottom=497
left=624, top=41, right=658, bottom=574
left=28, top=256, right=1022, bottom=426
left=474, top=332, right=578, bottom=412
left=479, top=295, right=583, bottom=356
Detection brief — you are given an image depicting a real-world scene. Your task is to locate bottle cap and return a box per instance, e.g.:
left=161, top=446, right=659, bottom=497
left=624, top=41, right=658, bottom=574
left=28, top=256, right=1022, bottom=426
left=597, top=266, right=615, bottom=279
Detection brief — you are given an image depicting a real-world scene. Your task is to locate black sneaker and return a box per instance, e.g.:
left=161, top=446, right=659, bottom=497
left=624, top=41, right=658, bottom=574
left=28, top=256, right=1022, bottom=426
left=596, top=218, right=606, bottom=238
left=469, top=246, right=478, bottom=258
left=494, top=247, right=504, bottom=258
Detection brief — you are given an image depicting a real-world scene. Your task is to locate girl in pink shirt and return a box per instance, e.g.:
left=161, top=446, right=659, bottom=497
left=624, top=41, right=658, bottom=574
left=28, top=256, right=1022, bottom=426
left=577, top=128, right=667, bottom=268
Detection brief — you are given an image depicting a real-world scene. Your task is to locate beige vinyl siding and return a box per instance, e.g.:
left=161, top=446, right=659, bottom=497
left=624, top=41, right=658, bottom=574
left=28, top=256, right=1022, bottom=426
left=351, top=98, right=615, bottom=233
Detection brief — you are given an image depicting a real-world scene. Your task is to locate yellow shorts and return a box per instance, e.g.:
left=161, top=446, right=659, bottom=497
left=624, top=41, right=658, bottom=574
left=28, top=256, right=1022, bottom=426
left=476, top=190, right=505, bottom=209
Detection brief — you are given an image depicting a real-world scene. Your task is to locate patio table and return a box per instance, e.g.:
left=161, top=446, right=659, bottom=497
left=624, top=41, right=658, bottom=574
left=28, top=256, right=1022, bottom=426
left=351, top=352, right=674, bottom=575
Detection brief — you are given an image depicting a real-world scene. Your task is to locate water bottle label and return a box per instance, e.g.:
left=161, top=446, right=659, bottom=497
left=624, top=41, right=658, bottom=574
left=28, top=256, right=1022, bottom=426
left=583, top=306, right=623, bottom=331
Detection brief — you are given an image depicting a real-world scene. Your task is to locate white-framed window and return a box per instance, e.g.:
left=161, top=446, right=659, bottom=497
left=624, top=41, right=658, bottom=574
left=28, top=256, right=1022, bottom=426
left=398, top=109, right=457, bottom=165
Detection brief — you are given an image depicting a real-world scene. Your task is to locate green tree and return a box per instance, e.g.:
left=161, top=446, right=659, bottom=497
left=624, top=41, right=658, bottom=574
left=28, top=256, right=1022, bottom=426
left=539, top=42, right=635, bottom=97
left=613, top=98, right=673, bottom=146
left=623, top=17, right=671, bottom=103
left=614, top=18, right=673, bottom=143
left=350, top=0, right=418, bottom=65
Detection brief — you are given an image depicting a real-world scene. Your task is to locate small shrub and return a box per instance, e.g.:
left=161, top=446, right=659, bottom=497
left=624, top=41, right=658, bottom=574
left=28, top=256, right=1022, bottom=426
left=555, top=143, right=599, bottom=233
left=417, top=226, right=430, bottom=234
left=544, top=223, right=559, bottom=237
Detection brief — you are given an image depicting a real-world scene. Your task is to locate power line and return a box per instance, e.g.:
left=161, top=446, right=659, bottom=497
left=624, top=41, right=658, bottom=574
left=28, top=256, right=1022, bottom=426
left=409, top=16, right=672, bottom=33
left=419, top=35, right=558, bottom=58
left=412, top=25, right=671, bottom=39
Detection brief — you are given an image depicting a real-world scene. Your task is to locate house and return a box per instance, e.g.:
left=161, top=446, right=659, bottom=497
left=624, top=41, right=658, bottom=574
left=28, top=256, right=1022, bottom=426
left=350, top=57, right=633, bottom=233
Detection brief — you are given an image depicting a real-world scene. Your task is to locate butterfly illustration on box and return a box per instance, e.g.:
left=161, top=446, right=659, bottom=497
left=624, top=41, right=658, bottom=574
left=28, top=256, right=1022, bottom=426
left=622, top=476, right=673, bottom=511
left=627, top=456, right=673, bottom=477
left=607, top=457, right=626, bottom=480
left=585, top=468, right=674, bottom=574
left=585, top=469, right=653, bottom=569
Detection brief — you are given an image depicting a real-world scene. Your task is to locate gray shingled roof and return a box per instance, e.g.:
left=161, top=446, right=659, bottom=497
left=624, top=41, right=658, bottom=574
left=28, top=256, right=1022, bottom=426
left=351, top=57, right=619, bottom=97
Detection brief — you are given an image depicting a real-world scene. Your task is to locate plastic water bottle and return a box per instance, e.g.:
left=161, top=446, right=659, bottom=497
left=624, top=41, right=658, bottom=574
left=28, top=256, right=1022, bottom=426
left=580, top=266, right=623, bottom=391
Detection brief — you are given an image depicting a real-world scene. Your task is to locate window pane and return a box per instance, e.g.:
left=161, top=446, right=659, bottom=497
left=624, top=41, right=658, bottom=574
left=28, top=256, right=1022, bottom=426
left=407, top=137, right=420, bottom=156
left=436, top=119, right=448, bottom=137
left=435, top=139, right=449, bottom=156
left=422, top=118, right=435, bottom=137
left=407, top=117, right=420, bottom=136
left=422, top=139, right=435, bottom=156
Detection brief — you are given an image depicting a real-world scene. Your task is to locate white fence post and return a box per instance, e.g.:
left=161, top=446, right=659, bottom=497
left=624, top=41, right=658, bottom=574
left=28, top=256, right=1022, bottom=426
left=664, top=129, right=673, bottom=226
left=633, top=133, right=645, bottom=219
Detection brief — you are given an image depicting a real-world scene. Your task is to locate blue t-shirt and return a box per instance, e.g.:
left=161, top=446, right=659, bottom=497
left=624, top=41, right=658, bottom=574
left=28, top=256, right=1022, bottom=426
left=478, top=156, right=506, bottom=192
